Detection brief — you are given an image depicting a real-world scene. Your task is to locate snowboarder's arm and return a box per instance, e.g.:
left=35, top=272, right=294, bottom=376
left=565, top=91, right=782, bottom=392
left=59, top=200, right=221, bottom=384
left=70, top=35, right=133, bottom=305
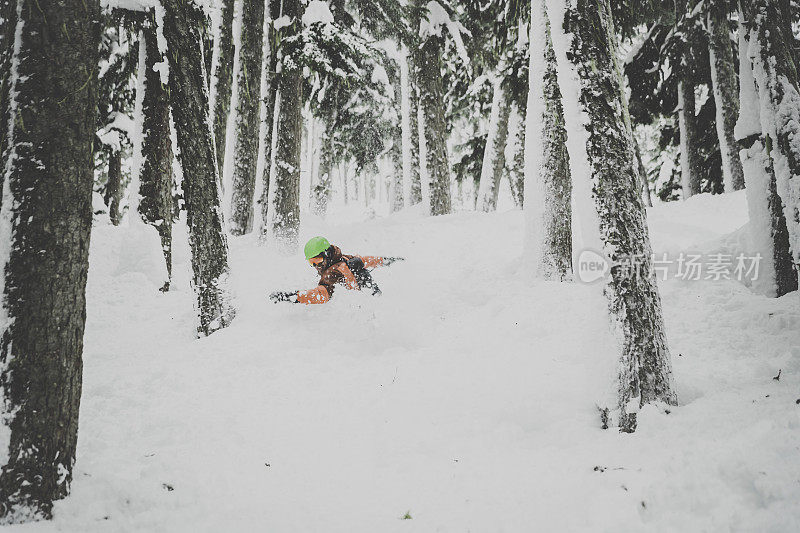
left=357, top=256, right=405, bottom=268
left=297, top=285, right=330, bottom=304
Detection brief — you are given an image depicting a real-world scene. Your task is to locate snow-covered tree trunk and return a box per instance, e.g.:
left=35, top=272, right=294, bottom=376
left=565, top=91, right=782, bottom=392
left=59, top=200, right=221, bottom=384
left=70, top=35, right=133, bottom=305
left=271, top=0, right=302, bottom=250
left=508, top=100, right=526, bottom=208
left=477, top=75, right=511, bottom=212
left=634, top=136, right=653, bottom=207
left=312, top=126, right=333, bottom=217
left=0, top=0, right=15, bottom=176
left=407, top=50, right=423, bottom=206
left=258, top=0, right=280, bottom=241
left=415, top=23, right=451, bottom=216
left=162, top=0, right=235, bottom=336
left=105, top=150, right=124, bottom=225
left=212, top=0, right=235, bottom=175
left=676, top=0, right=702, bottom=199
left=554, top=0, right=677, bottom=431
left=744, top=0, right=800, bottom=276
left=525, top=1, right=572, bottom=280
left=139, top=11, right=175, bottom=287
left=390, top=59, right=404, bottom=213
left=229, top=0, right=265, bottom=235
left=707, top=0, right=745, bottom=192
left=0, top=0, right=100, bottom=519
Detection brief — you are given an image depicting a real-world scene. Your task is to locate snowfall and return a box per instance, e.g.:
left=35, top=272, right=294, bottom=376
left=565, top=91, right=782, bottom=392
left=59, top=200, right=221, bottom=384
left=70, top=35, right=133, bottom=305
left=11, top=190, right=800, bottom=532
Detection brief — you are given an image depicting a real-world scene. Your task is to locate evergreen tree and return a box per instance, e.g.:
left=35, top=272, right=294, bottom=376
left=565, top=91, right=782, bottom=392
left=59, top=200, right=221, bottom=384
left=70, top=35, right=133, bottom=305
left=555, top=0, right=677, bottom=431
left=229, top=0, right=265, bottom=235
left=707, top=0, right=745, bottom=192
left=525, top=0, right=572, bottom=280
left=0, top=0, right=100, bottom=519
left=139, top=9, right=175, bottom=287
left=162, top=0, right=235, bottom=335
left=212, top=0, right=236, bottom=176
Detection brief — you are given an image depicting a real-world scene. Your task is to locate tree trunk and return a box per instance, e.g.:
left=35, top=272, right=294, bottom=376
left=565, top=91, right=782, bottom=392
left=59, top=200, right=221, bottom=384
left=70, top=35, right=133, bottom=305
left=229, top=0, right=265, bottom=235
left=0, top=0, right=99, bottom=520
left=525, top=1, right=572, bottom=280
left=312, top=126, right=333, bottom=217
left=105, top=149, right=123, bottom=225
left=139, top=11, right=175, bottom=286
left=676, top=0, right=702, bottom=199
left=407, top=53, right=423, bottom=206
left=708, top=0, right=746, bottom=192
left=162, top=0, right=235, bottom=336
left=634, top=136, right=653, bottom=207
left=258, top=0, right=280, bottom=241
left=390, top=58, right=404, bottom=213
left=736, top=12, right=796, bottom=297
left=558, top=0, right=677, bottom=431
left=415, top=24, right=451, bottom=216
left=0, top=0, right=16, bottom=183
left=744, top=0, right=800, bottom=276
left=477, top=75, right=511, bottom=212
left=271, top=0, right=302, bottom=250
left=212, top=0, right=235, bottom=176
left=508, top=100, right=526, bottom=208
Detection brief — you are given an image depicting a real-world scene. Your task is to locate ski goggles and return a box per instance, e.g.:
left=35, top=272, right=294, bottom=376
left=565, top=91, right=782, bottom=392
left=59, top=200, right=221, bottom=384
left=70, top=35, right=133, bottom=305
left=309, top=256, right=324, bottom=266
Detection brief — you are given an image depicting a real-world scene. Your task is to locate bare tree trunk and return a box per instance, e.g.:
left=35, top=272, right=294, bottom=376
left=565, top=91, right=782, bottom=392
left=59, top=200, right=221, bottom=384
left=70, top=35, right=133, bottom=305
left=229, top=0, right=265, bottom=235
left=0, top=0, right=100, bottom=520
left=312, top=125, right=333, bottom=216
left=271, top=0, right=302, bottom=250
left=708, top=0, right=745, bottom=192
left=162, top=0, right=235, bottom=336
left=258, top=0, right=280, bottom=241
left=559, top=0, right=677, bottom=432
left=140, top=11, right=175, bottom=287
left=477, top=75, right=512, bottom=212
left=105, top=149, right=123, bottom=225
left=390, top=59, right=404, bottom=213
left=212, top=0, right=235, bottom=175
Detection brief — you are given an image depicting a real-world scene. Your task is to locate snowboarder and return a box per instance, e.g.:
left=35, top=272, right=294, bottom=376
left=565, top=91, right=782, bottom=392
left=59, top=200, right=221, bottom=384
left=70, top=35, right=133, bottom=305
left=270, top=236, right=404, bottom=304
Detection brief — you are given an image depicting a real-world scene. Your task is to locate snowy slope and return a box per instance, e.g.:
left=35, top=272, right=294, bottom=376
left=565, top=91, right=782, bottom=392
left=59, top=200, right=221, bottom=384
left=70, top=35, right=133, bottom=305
left=12, top=194, right=800, bottom=532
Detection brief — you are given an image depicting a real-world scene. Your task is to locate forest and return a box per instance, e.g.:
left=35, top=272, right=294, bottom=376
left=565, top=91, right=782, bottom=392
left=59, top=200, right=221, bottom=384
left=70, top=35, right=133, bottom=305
left=0, top=0, right=799, bottom=529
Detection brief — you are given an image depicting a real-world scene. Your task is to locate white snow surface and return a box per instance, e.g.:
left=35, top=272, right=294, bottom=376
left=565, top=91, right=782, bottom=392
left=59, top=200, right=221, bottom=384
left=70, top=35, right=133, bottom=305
left=12, top=192, right=800, bottom=532
left=302, top=0, right=334, bottom=26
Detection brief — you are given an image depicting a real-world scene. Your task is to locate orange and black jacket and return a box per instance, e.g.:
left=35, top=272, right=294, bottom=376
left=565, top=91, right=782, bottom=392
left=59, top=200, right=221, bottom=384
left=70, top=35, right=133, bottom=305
left=297, top=245, right=384, bottom=304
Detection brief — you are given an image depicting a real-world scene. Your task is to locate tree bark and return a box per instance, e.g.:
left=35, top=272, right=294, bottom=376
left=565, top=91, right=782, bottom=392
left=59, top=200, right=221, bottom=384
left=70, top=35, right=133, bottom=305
left=212, top=0, right=235, bottom=175
left=0, top=0, right=100, bottom=520
left=676, top=0, right=702, bottom=199
left=561, top=0, right=677, bottom=431
left=707, top=0, right=746, bottom=192
left=477, top=75, right=512, bottom=212
left=508, top=100, right=526, bottom=208
left=312, top=126, right=333, bottom=216
left=271, top=0, right=302, bottom=250
left=139, top=11, right=175, bottom=286
left=407, top=53, right=423, bottom=206
left=229, top=0, right=265, bottom=235
left=258, top=0, right=280, bottom=240
left=0, top=0, right=16, bottom=187
left=105, top=149, right=123, bottom=225
left=162, top=0, right=235, bottom=336
left=390, top=59, right=404, bottom=213
left=415, top=22, right=451, bottom=216
left=744, top=0, right=800, bottom=276
left=526, top=2, right=572, bottom=280
left=634, top=136, right=653, bottom=207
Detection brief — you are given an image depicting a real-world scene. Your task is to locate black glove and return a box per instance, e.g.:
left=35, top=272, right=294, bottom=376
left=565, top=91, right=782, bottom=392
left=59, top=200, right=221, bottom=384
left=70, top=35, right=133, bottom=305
left=383, top=257, right=405, bottom=266
left=269, top=290, right=298, bottom=304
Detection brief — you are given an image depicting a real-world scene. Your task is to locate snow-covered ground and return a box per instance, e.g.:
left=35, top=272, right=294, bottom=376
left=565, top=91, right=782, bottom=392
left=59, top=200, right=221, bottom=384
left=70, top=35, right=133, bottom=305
left=15, top=192, right=800, bottom=532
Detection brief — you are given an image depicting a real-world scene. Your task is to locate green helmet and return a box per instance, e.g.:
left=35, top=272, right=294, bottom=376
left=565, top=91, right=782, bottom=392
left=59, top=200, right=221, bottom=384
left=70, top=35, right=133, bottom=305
left=304, top=236, right=330, bottom=260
